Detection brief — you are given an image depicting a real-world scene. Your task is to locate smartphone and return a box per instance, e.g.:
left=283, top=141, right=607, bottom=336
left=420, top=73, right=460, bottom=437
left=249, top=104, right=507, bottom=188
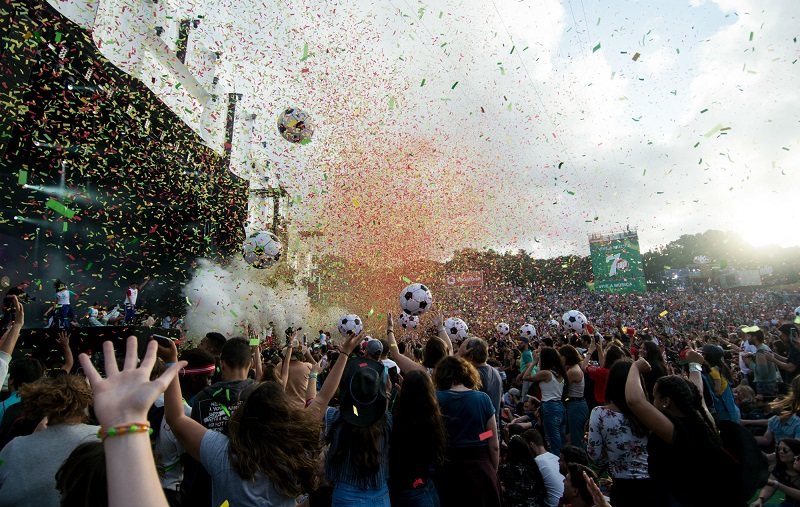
left=152, top=334, right=172, bottom=346
left=319, top=357, right=328, bottom=369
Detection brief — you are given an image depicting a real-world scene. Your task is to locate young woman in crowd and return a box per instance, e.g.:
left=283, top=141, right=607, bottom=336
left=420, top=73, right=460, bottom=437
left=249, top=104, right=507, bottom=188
left=559, top=345, right=589, bottom=449
left=498, top=434, right=548, bottom=507
left=587, top=359, right=654, bottom=507
left=324, top=354, right=391, bottom=506
left=639, top=340, right=668, bottom=400
left=433, top=355, right=501, bottom=507
left=523, top=347, right=567, bottom=456
left=389, top=369, right=447, bottom=507
left=626, top=352, right=746, bottom=506
left=702, top=344, right=741, bottom=422
left=755, top=375, right=800, bottom=449
left=581, top=337, right=626, bottom=405
left=0, top=374, right=98, bottom=507
left=751, top=438, right=800, bottom=507
left=386, top=310, right=450, bottom=375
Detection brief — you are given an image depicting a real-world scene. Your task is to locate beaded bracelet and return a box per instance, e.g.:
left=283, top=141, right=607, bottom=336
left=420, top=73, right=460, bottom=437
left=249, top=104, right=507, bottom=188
left=97, top=423, right=152, bottom=442
left=309, top=373, right=319, bottom=379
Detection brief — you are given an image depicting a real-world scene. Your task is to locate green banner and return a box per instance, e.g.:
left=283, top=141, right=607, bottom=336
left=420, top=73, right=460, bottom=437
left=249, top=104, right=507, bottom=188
left=589, top=234, right=647, bottom=293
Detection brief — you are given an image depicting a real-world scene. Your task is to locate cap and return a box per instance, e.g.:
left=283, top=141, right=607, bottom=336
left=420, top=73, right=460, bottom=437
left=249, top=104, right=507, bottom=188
left=508, top=388, right=521, bottom=397
left=366, top=339, right=383, bottom=357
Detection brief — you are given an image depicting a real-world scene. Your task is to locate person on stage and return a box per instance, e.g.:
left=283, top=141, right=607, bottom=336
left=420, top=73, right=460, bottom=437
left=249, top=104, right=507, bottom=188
left=123, top=276, right=150, bottom=325
left=0, top=281, right=31, bottom=330
left=53, top=280, right=79, bottom=329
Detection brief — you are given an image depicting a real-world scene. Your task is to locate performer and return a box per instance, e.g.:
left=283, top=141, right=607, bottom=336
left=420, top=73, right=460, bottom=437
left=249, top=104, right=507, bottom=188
left=123, top=276, right=150, bottom=324
left=0, top=280, right=32, bottom=330
left=53, top=280, right=79, bottom=329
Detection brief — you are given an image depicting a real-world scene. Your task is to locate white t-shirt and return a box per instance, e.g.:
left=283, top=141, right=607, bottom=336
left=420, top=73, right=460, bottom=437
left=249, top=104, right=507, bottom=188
left=535, top=452, right=565, bottom=507
left=126, top=288, right=138, bottom=306
left=320, top=333, right=327, bottom=346
left=55, top=290, right=71, bottom=306
left=739, top=340, right=758, bottom=374
left=154, top=394, right=192, bottom=491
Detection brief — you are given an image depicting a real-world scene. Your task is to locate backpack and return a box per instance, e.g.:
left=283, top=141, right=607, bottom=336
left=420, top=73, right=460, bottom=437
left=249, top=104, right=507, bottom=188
left=718, top=419, right=769, bottom=502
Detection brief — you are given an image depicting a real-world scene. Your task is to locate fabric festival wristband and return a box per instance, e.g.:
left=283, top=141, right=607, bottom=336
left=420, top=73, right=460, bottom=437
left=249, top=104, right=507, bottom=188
left=688, top=362, right=702, bottom=372
left=97, top=423, right=152, bottom=442
left=179, top=364, right=216, bottom=376
left=309, top=373, right=318, bottom=379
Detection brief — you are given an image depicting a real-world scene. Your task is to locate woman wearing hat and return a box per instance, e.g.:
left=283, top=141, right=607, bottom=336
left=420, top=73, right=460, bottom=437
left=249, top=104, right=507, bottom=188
left=324, top=354, right=392, bottom=506
left=433, top=355, right=501, bottom=507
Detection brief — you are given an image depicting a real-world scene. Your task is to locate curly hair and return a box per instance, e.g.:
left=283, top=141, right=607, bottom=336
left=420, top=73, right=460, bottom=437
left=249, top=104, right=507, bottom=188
left=655, top=375, right=719, bottom=445
left=18, top=374, right=92, bottom=424
left=392, top=370, right=446, bottom=468
left=226, top=382, right=322, bottom=497
left=433, top=356, right=481, bottom=390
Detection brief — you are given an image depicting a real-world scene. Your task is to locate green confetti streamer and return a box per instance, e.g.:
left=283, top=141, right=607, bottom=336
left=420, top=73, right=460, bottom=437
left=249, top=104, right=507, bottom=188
left=46, top=198, right=76, bottom=218
left=55, top=32, right=62, bottom=43
left=592, top=42, right=601, bottom=53
left=451, top=81, right=458, bottom=89
left=389, top=97, right=395, bottom=110
left=249, top=339, right=260, bottom=346
left=420, top=78, right=426, bottom=86
left=700, top=108, right=708, bottom=113
left=401, top=276, right=412, bottom=284
left=300, top=42, right=310, bottom=62
left=510, top=46, right=515, bottom=54
left=749, top=32, right=754, bottom=41
left=567, top=190, right=575, bottom=195
left=62, top=222, right=68, bottom=232
left=596, top=18, right=601, bottom=25
left=230, top=310, right=238, bottom=318
left=18, top=170, right=27, bottom=185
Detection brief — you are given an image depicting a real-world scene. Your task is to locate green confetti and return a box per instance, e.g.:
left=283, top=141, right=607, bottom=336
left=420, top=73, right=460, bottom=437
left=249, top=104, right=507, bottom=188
left=676, top=48, right=680, bottom=54
left=451, top=81, right=458, bottom=89
left=567, top=190, right=575, bottom=195
left=323, top=173, right=328, bottom=181
left=55, top=32, right=62, bottom=43
left=700, top=108, right=708, bottom=113
left=592, top=42, right=601, bottom=53
left=18, top=170, right=27, bottom=185
left=510, top=46, right=515, bottom=54
left=230, top=310, right=238, bottom=318
left=596, top=18, right=601, bottom=25
left=367, top=308, right=374, bottom=317
left=643, top=169, right=647, bottom=176
left=300, top=139, right=312, bottom=145
left=389, top=97, right=395, bottom=110
left=300, top=42, right=310, bottom=62
left=694, top=142, right=700, bottom=148
left=62, top=222, right=68, bottom=232
left=249, top=339, right=260, bottom=346
left=401, top=276, right=412, bottom=284
left=420, top=78, right=426, bottom=86
left=749, top=31, right=754, bottom=41
left=46, top=198, right=76, bottom=218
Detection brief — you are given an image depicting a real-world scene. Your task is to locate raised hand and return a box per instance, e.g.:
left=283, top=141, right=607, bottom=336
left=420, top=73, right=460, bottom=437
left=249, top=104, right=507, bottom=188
left=78, top=336, right=186, bottom=428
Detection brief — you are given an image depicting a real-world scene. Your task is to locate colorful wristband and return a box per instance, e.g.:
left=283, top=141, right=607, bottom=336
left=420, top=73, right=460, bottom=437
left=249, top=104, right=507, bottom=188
left=97, top=423, right=152, bottom=442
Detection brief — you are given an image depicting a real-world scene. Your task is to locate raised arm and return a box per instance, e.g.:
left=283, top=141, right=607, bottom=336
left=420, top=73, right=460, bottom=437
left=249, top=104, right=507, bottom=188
left=625, top=357, right=675, bottom=444
left=56, top=330, right=74, bottom=373
left=386, top=311, right=426, bottom=373
left=78, top=337, right=184, bottom=507
left=0, top=297, right=24, bottom=382
left=139, top=276, right=151, bottom=291
left=306, top=334, right=360, bottom=420
left=433, top=310, right=454, bottom=356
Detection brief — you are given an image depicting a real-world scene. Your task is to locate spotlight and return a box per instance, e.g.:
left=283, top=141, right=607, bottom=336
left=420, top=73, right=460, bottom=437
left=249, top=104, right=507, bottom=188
left=13, top=216, right=21, bottom=221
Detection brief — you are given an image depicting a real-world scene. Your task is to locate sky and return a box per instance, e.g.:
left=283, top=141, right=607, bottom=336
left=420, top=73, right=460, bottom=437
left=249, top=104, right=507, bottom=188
left=93, top=0, right=800, bottom=263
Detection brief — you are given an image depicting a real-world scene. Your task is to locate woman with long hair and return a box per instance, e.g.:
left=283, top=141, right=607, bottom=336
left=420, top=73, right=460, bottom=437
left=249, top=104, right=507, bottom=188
left=523, top=347, right=567, bottom=456
left=751, top=438, right=800, bottom=507
left=498, top=435, right=548, bottom=507
left=0, top=374, right=98, bottom=507
left=558, top=345, right=589, bottom=449
left=639, top=341, right=668, bottom=400
left=433, top=356, right=501, bottom=507
left=324, top=355, right=391, bottom=506
left=164, top=333, right=361, bottom=507
left=626, top=353, right=746, bottom=506
left=702, top=344, right=741, bottom=422
left=587, top=360, right=655, bottom=507
left=390, top=370, right=447, bottom=507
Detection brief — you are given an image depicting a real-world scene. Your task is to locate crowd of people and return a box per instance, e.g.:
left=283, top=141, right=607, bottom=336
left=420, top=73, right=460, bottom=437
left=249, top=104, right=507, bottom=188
left=0, top=283, right=797, bottom=506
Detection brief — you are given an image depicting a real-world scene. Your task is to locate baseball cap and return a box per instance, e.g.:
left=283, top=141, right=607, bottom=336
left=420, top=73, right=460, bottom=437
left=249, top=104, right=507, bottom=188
left=508, top=388, right=521, bottom=397
left=366, top=339, right=383, bottom=357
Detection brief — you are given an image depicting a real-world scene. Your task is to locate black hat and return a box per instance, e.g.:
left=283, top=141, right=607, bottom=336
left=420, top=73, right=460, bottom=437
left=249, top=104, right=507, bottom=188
left=339, top=357, right=387, bottom=427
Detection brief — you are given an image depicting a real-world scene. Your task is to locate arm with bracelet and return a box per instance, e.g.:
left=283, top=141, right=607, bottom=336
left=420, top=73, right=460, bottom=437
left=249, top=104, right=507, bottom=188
left=305, top=333, right=361, bottom=420
left=77, top=336, right=186, bottom=507
left=385, top=311, right=426, bottom=373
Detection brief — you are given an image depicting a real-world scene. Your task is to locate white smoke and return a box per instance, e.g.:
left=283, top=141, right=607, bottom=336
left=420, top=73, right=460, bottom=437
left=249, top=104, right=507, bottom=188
left=182, top=258, right=347, bottom=344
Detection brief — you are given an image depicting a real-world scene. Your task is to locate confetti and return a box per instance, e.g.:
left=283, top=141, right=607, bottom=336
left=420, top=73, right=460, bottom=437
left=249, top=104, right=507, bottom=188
left=592, top=42, right=601, bottom=53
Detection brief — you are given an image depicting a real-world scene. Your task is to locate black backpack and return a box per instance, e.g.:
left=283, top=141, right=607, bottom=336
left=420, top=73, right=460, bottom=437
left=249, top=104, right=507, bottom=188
left=718, top=419, right=769, bottom=502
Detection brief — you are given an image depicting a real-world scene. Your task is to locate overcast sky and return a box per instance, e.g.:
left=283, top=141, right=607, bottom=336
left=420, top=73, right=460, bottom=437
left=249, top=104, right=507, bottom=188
left=135, top=0, right=800, bottom=262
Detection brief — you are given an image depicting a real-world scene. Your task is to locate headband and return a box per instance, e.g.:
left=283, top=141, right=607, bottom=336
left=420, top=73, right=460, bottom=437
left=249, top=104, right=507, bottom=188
left=179, top=364, right=216, bottom=376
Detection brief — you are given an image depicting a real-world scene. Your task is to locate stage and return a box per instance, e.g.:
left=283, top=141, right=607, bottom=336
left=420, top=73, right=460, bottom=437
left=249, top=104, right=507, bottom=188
left=11, top=326, right=183, bottom=370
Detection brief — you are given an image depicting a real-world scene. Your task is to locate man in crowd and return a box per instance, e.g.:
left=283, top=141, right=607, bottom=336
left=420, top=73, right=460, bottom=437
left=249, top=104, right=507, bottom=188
left=0, top=281, right=30, bottom=330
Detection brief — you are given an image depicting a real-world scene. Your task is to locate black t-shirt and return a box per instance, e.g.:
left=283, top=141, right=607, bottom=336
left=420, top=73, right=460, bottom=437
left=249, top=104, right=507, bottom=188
left=785, top=347, right=800, bottom=384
